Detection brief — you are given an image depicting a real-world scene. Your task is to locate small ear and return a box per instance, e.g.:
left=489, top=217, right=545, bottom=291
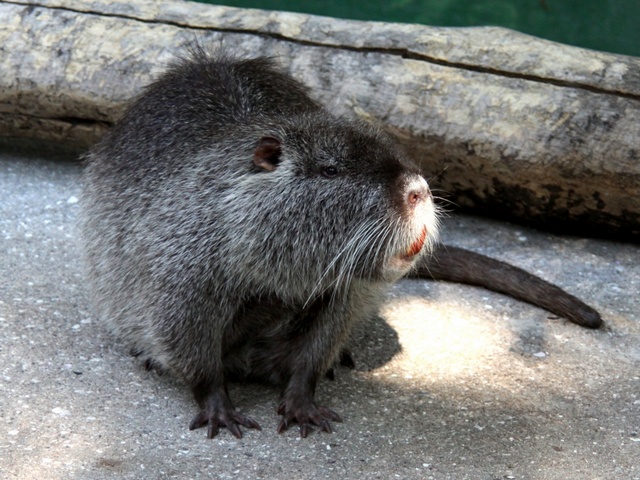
left=253, top=136, right=282, bottom=172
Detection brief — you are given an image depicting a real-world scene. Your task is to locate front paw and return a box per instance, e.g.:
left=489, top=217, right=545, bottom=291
left=277, top=398, right=342, bottom=438
left=189, top=394, right=261, bottom=439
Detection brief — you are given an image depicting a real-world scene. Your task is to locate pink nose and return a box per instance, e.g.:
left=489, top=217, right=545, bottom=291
left=406, top=177, right=431, bottom=207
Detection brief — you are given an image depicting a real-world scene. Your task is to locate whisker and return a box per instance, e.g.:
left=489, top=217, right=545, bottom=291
left=368, top=221, right=393, bottom=281
left=304, top=219, right=377, bottom=307
left=331, top=219, right=380, bottom=297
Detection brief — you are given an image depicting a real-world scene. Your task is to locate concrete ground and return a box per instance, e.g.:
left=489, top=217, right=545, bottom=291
left=1, top=139, right=638, bottom=480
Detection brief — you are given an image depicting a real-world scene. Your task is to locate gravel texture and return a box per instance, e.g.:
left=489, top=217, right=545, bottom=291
left=1, top=140, right=638, bottom=479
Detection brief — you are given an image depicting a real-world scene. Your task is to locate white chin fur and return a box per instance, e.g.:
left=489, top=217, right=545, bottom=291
left=384, top=195, right=439, bottom=279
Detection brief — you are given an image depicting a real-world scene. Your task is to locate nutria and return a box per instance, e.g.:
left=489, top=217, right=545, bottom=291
left=80, top=48, right=601, bottom=439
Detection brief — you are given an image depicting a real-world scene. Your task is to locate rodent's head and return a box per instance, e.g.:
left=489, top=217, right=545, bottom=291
left=223, top=112, right=439, bottom=297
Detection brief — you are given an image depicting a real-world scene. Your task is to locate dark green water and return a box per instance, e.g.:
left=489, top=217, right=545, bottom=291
left=198, top=0, right=639, bottom=57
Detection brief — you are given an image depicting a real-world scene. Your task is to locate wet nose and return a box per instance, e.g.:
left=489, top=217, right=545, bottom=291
left=406, top=177, right=431, bottom=207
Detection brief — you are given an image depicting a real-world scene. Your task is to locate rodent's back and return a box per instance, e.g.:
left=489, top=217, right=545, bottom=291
left=92, top=51, right=320, bottom=172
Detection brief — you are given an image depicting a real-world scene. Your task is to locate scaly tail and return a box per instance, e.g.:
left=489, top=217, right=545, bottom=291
left=411, top=245, right=602, bottom=329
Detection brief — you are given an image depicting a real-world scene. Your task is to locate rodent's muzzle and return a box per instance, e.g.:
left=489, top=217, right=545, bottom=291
left=391, top=174, right=438, bottom=268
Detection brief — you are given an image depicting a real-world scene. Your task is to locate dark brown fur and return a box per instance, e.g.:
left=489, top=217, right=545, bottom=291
left=80, top=48, right=601, bottom=440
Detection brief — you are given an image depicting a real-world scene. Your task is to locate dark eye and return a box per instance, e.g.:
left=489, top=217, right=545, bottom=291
left=322, top=166, right=339, bottom=178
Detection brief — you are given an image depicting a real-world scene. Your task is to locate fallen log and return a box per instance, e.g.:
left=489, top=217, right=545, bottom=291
left=1, top=0, right=639, bottom=238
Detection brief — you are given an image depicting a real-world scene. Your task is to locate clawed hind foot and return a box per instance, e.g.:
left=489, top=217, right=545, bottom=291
left=190, top=389, right=261, bottom=439
left=277, top=397, right=342, bottom=438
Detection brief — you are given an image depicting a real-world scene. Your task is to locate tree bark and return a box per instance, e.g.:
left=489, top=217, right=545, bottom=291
left=1, top=0, right=639, bottom=238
